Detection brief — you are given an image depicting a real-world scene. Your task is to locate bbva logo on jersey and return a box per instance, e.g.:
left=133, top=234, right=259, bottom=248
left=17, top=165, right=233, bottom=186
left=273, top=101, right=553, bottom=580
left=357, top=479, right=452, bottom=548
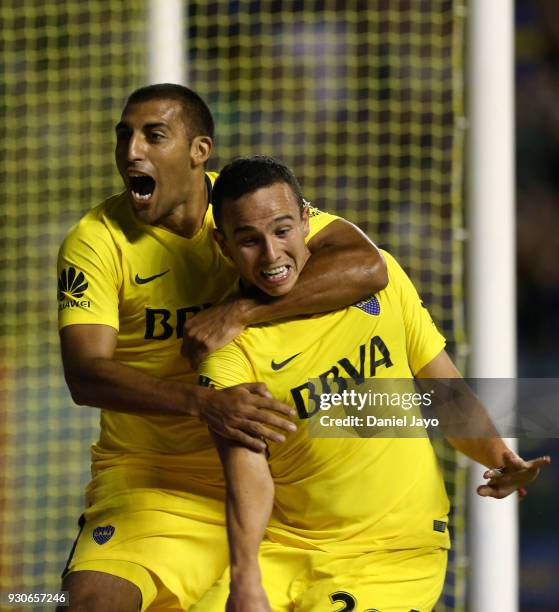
left=290, top=335, right=393, bottom=419
left=144, top=304, right=212, bottom=340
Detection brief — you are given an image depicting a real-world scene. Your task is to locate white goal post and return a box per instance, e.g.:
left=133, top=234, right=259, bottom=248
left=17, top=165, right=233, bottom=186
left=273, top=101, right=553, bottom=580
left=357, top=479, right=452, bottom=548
left=148, top=0, right=186, bottom=85
left=467, top=1, right=517, bottom=611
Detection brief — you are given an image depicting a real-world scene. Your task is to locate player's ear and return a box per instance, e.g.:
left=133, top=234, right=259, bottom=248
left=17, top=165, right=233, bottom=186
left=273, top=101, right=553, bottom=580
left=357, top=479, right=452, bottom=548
left=213, top=228, right=232, bottom=259
left=190, top=136, right=212, bottom=167
left=301, top=205, right=310, bottom=238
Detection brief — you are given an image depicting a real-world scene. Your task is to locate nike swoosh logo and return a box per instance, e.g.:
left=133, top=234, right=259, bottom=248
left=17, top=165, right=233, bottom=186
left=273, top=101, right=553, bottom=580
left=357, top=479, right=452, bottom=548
left=135, top=269, right=170, bottom=284
left=271, top=352, right=302, bottom=371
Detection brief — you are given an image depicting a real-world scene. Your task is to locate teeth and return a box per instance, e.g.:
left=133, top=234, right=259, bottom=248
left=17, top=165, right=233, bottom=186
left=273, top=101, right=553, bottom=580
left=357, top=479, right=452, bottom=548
left=129, top=175, right=155, bottom=199
left=262, top=265, right=288, bottom=278
left=132, top=191, right=152, bottom=200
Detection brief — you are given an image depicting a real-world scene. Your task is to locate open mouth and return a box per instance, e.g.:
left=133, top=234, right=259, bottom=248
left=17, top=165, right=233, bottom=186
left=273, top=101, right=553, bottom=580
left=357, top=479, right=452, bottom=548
left=130, top=175, right=156, bottom=201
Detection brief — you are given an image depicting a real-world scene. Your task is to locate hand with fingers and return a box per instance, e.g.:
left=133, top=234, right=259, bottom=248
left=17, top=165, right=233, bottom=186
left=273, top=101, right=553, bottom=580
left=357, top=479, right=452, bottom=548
left=182, top=299, right=250, bottom=369
left=200, top=383, right=297, bottom=452
left=477, top=450, right=551, bottom=499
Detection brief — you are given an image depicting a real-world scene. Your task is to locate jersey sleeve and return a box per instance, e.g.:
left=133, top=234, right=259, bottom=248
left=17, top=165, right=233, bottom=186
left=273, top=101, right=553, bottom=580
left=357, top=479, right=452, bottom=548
left=305, top=204, right=339, bottom=241
left=383, top=251, right=446, bottom=374
left=198, top=339, right=256, bottom=390
left=57, top=219, right=122, bottom=331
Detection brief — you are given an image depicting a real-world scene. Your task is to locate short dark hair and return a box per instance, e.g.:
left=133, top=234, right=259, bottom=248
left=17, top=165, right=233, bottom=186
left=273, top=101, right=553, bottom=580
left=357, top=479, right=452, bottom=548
left=212, top=155, right=305, bottom=230
left=124, top=83, right=214, bottom=139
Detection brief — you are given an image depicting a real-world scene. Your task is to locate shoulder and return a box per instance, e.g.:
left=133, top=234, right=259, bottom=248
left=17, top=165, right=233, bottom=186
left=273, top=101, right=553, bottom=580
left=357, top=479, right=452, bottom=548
left=380, top=249, right=400, bottom=272
left=199, top=335, right=256, bottom=388
left=305, top=203, right=340, bottom=241
left=381, top=250, right=414, bottom=289
left=60, top=192, right=130, bottom=250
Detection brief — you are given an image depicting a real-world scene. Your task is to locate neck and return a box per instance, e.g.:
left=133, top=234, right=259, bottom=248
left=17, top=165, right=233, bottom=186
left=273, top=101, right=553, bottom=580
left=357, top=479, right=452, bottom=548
left=157, top=172, right=209, bottom=238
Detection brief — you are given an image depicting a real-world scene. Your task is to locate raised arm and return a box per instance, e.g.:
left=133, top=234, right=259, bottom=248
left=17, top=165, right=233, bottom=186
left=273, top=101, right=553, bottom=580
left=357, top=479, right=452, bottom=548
left=183, top=219, right=387, bottom=366
left=416, top=349, right=550, bottom=498
left=60, top=324, right=296, bottom=451
left=212, top=435, right=274, bottom=612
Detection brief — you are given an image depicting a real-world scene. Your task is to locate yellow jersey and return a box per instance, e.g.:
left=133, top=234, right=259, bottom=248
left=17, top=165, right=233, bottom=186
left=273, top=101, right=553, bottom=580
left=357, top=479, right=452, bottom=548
left=199, top=252, right=450, bottom=553
left=57, top=173, right=337, bottom=500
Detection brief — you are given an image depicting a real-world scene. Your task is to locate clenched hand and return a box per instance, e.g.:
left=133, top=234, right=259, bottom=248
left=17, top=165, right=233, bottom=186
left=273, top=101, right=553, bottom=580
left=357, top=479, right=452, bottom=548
left=183, top=299, right=251, bottom=368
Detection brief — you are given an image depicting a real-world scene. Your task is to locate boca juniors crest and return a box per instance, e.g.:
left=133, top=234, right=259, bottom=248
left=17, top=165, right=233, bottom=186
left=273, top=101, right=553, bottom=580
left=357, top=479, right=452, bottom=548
left=92, top=525, right=115, bottom=545
left=352, top=295, right=380, bottom=316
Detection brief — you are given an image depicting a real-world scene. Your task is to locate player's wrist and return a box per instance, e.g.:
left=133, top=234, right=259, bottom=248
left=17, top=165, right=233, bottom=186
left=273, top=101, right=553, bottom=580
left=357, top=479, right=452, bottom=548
left=189, top=384, right=215, bottom=421
left=489, top=444, right=517, bottom=469
left=230, top=559, right=262, bottom=583
left=233, top=295, right=260, bottom=326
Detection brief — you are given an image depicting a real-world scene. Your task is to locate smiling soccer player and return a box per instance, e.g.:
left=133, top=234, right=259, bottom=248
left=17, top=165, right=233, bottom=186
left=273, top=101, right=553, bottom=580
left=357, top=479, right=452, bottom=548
left=199, top=155, right=550, bottom=612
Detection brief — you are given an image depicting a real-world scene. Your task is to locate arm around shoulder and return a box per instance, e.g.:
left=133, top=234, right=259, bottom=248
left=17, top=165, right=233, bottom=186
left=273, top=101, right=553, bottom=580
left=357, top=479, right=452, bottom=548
left=307, top=217, right=388, bottom=293
left=182, top=216, right=387, bottom=365
left=243, top=217, right=388, bottom=325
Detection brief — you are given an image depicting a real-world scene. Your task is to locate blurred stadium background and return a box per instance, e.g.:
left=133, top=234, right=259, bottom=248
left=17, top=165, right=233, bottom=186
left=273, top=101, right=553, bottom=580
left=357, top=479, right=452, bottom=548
left=0, top=1, right=556, bottom=610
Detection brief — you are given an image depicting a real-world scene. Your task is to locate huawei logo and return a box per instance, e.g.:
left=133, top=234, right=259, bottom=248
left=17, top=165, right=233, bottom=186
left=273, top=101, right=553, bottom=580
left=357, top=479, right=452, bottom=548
left=58, top=267, right=88, bottom=301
